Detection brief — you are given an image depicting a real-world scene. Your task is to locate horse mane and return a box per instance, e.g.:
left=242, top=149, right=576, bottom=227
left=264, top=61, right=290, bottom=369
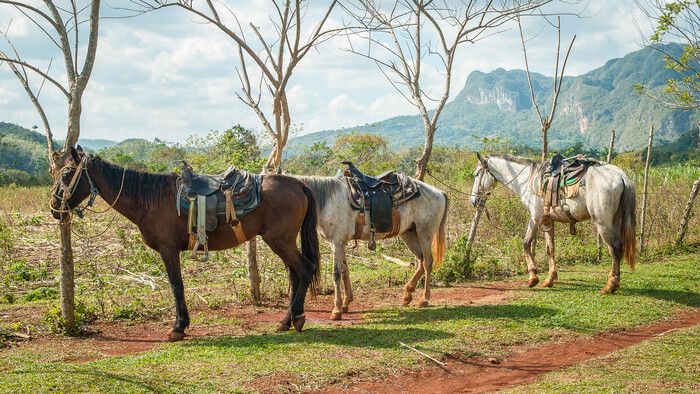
left=294, top=175, right=344, bottom=212
left=490, top=154, right=548, bottom=175
left=91, top=156, right=175, bottom=210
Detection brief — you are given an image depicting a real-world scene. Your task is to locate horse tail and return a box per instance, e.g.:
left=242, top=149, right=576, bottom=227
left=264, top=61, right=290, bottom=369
left=432, top=192, right=449, bottom=271
left=619, top=179, right=637, bottom=271
left=301, top=183, right=321, bottom=295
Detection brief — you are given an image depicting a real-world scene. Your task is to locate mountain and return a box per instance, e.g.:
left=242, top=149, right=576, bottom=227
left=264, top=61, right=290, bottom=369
left=290, top=44, right=697, bottom=152
left=77, top=138, right=119, bottom=151
left=0, top=122, right=54, bottom=173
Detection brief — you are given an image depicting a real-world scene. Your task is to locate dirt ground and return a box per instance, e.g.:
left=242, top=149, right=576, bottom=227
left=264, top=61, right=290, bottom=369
left=3, top=282, right=698, bottom=392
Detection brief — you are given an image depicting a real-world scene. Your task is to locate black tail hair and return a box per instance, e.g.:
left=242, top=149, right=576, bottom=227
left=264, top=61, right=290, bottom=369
left=300, top=184, right=321, bottom=295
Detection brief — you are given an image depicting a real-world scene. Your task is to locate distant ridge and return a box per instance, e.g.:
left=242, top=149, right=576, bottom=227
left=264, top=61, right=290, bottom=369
left=289, top=44, right=696, bottom=152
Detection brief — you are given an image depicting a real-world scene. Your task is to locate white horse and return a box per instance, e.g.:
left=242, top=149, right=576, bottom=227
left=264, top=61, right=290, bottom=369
left=295, top=175, right=448, bottom=320
left=470, top=153, right=636, bottom=294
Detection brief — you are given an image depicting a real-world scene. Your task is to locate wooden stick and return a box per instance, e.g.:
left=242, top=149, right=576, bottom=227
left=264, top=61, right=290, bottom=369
left=381, top=254, right=411, bottom=268
left=640, top=124, right=654, bottom=255
left=676, top=179, right=700, bottom=246
left=399, top=341, right=446, bottom=366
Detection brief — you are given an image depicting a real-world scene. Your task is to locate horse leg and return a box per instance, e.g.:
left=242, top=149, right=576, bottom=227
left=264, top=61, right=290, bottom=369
left=598, top=226, right=623, bottom=294
left=340, top=255, right=354, bottom=314
left=540, top=225, right=558, bottom=288
left=523, top=219, right=540, bottom=287
left=277, top=268, right=300, bottom=331
left=416, top=231, right=435, bottom=308
left=160, top=250, right=190, bottom=341
left=268, top=241, right=312, bottom=331
left=399, top=229, right=424, bottom=306
left=330, top=243, right=345, bottom=320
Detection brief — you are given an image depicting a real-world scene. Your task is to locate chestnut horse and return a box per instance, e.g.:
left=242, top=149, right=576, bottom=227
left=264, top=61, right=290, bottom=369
left=470, top=153, right=636, bottom=294
left=51, top=147, right=320, bottom=340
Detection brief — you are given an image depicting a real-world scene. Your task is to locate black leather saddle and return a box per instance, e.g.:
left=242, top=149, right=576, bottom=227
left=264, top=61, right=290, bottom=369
left=340, top=161, right=420, bottom=249
left=176, top=161, right=261, bottom=261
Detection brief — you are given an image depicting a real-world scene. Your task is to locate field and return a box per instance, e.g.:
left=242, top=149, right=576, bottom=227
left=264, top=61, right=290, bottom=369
left=0, top=163, right=699, bottom=392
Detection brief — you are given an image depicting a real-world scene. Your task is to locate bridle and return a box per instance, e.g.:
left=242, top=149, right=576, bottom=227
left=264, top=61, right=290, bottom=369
left=473, top=157, right=493, bottom=205
left=50, top=156, right=99, bottom=219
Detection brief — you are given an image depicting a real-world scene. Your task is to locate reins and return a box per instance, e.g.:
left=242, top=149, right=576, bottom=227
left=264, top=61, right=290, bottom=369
left=425, top=158, right=529, bottom=201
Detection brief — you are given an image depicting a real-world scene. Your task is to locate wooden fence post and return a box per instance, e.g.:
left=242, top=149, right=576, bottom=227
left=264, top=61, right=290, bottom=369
left=676, top=179, right=700, bottom=247
left=597, top=129, right=616, bottom=260
left=640, top=125, right=654, bottom=255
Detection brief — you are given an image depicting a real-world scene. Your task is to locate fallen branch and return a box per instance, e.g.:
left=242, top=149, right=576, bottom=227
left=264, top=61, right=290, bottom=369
left=399, top=341, right=445, bottom=366
left=381, top=254, right=411, bottom=268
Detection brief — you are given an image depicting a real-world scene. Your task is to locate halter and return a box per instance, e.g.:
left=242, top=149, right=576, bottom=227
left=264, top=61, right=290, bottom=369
left=51, top=156, right=99, bottom=219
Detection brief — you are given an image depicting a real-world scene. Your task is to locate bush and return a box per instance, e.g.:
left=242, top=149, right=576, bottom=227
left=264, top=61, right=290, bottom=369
left=435, top=235, right=474, bottom=286
left=42, top=303, right=97, bottom=336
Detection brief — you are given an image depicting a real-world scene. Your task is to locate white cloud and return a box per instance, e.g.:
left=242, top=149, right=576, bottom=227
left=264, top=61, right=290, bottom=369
left=0, top=0, right=662, bottom=144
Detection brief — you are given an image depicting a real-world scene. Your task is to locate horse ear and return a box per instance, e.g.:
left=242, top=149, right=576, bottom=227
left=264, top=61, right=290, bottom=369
left=70, top=146, right=81, bottom=164
left=476, top=152, right=485, bottom=164
left=76, top=145, right=84, bottom=154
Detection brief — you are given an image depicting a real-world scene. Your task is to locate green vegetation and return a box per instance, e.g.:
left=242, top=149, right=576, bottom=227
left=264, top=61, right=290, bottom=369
left=0, top=254, right=697, bottom=392
left=508, top=325, right=700, bottom=393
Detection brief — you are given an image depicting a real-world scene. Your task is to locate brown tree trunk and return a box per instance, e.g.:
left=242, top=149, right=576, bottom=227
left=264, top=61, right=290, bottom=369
left=246, top=238, right=261, bottom=303
left=466, top=198, right=487, bottom=260
left=58, top=221, right=76, bottom=331
left=414, top=144, right=432, bottom=181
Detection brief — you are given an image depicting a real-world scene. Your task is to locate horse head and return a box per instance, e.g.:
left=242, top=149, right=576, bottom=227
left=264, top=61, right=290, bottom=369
left=50, top=145, right=93, bottom=221
left=470, top=152, right=495, bottom=207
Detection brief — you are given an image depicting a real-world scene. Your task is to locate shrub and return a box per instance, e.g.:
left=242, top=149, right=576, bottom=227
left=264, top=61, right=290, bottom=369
left=435, top=235, right=474, bottom=286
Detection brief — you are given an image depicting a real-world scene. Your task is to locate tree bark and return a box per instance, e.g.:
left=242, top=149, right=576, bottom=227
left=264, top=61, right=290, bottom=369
left=246, top=238, right=261, bottom=303
left=676, top=179, right=700, bottom=247
left=640, top=124, right=654, bottom=255
left=58, top=221, right=76, bottom=331
left=466, top=198, right=487, bottom=260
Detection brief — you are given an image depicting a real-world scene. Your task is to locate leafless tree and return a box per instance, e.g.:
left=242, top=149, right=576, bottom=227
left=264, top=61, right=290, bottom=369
left=342, top=0, right=557, bottom=180
left=131, top=0, right=341, bottom=301
left=132, top=0, right=341, bottom=171
left=518, top=16, right=575, bottom=162
left=0, top=0, right=102, bottom=331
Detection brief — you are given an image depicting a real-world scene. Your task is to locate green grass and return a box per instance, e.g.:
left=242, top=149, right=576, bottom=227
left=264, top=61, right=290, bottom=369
left=0, top=253, right=697, bottom=392
left=506, top=325, right=700, bottom=393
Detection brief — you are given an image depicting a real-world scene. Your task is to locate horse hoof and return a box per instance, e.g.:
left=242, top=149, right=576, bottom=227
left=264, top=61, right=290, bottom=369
left=293, top=315, right=306, bottom=332
left=403, top=294, right=413, bottom=306
left=341, top=306, right=349, bottom=314
left=276, top=322, right=291, bottom=332
left=330, top=312, right=342, bottom=321
left=417, top=299, right=429, bottom=308
left=528, top=277, right=539, bottom=288
left=540, top=280, right=554, bottom=288
left=166, top=328, right=186, bottom=342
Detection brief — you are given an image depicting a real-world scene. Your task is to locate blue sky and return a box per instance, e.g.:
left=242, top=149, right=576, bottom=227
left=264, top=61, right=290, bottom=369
left=0, top=0, right=656, bottom=144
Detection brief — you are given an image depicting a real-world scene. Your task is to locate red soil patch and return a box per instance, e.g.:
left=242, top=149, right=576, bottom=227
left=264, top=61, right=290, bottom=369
left=322, top=308, right=700, bottom=393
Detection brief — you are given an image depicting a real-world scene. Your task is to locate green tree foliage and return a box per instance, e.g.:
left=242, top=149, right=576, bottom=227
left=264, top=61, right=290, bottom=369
left=185, top=125, right=263, bottom=174
left=332, top=132, right=396, bottom=174
left=635, top=0, right=700, bottom=110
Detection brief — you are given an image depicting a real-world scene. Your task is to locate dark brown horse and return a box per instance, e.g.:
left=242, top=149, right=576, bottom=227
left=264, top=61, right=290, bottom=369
left=51, top=147, right=319, bottom=340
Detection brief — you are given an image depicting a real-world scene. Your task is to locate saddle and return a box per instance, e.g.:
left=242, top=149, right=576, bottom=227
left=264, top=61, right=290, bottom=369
left=340, top=161, right=420, bottom=250
left=176, top=161, right=261, bottom=261
left=540, top=154, right=600, bottom=232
